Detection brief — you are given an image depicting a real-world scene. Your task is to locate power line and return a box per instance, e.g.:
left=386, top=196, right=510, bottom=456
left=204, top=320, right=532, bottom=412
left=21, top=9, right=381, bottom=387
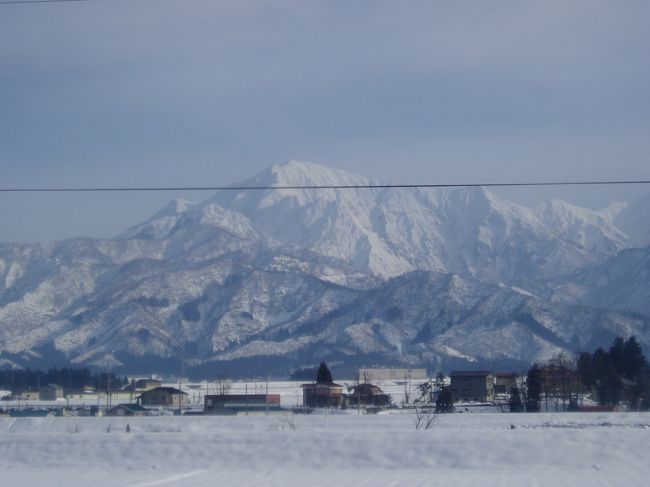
left=1, top=179, right=649, bottom=193
left=0, top=0, right=91, bottom=4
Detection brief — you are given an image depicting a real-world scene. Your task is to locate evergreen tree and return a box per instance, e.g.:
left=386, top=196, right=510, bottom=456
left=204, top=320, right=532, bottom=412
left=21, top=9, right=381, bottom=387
left=526, top=364, right=543, bottom=412
left=608, top=337, right=626, bottom=376
left=316, top=362, right=333, bottom=384
left=509, top=386, right=524, bottom=412
left=577, top=351, right=596, bottom=390
left=622, top=336, right=647, bottom=380
left=597, top=368, right=623, bottom=406
left=435, top=386, right=454, bottom=413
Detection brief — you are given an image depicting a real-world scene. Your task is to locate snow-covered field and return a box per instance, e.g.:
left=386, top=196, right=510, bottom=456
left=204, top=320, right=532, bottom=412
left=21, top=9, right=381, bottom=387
left=1, top=412, right=648, bottom=486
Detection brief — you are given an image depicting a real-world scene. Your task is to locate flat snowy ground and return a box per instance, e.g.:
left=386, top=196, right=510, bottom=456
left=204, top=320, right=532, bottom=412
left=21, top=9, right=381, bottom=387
left=1, top=412, right=648, bottom=486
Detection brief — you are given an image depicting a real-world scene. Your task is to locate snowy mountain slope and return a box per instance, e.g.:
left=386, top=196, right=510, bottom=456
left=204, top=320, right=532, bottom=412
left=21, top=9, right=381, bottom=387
left=205, top=271, right=650, bottom=370
left=0, top=238, right=166, bottom=353
left=212, top=161, right=629, bottom=286
left=615, top=192, right=650, bottom=247
left=0, top=237, right=370, bottom=367
left=51, top=255, right=364, bottom=367
left=119, top=198, right=197, bottom=240
left=3, top=235, right=646, bottom=371
left=211, top=161, right=413, bottom=278
left=0, top=161, right=648, bottom=372
left=552, top=245, right=650, bottom=316
left=534, top=199, right=628, bottom=255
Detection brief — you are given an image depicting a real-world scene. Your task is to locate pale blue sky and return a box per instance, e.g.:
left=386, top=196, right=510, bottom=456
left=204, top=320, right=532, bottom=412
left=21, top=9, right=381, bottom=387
left=1, top=0, right=649, bottom=242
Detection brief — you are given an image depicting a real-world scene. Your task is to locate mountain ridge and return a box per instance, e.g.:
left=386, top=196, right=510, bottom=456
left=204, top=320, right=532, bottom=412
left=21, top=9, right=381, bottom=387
left=1, top=160, right=649, bottom=373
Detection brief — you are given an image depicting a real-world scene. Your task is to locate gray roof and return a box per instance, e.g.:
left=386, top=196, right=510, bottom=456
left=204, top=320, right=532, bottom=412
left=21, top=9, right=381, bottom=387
left=107, top=403, right=148, bottom=413
left=140, top=386, right=188, bottom=395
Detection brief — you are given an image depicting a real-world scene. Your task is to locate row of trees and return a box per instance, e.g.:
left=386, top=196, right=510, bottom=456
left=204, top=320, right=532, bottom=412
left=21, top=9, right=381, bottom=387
left=509, top=336, right=649, bottom=412
left=0, top=367, right=128, bottom=393
left=577, top=336, right=649, bottom=409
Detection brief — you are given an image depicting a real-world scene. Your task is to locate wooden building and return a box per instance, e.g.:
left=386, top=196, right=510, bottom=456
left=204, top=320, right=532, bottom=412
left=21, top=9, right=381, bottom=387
left=302, top=382, right=345, bottom=408
left=137, top=387, right=188, bottom=407
left=449, top=371, right=495, bottom=402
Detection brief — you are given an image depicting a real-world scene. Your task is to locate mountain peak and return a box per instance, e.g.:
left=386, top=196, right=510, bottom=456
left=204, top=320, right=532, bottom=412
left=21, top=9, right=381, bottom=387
left=255, top=160, right=373, bottom=187
left=152, top=198, right=196, bottom=219
left=119, top=198, right=197, bottom=240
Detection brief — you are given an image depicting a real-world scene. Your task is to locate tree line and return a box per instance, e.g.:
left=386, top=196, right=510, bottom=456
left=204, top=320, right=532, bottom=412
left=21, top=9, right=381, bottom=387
left=0, top=367, right=128, bottom=393
left=510, top=336, right=650, bottom=412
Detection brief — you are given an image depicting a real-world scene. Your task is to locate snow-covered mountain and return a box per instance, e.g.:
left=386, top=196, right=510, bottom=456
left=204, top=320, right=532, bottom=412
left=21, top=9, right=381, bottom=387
left=552, top=245, right=650, bottom=317
left=0, top=161, right=649, bottom=373
left=615, top=192, right=650, bottom=248
left=212, top=161, right=630, bottom=286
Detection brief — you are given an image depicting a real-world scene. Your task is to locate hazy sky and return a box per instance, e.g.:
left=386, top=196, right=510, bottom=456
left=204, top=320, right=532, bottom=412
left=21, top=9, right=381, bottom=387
left=1, top=0, right=649, bottom=243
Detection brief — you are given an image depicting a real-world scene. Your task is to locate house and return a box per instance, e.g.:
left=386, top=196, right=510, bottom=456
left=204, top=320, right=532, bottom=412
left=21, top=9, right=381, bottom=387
left=137, top=387, right=189, bottom=407
left=346, top=383, right=391, bottom=407
left=302, top=362, right=346, bottom=408
left=450, top=371, right=495, bottom=402
left=358, top=368, right=427, bottom=382
left=204, top=394, right=284, bottom=415
left=494, top=372, right=520, bottom=395
left=105, top=403, right=150, bottom=417
left=39, top=384, right=64, bottom=401
left=302, top=382, right=345, bottom=408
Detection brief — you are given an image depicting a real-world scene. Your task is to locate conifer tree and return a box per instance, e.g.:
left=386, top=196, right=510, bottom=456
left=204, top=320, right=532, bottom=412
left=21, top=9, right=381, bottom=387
left=435, top=386, right=454, bottom=413
left=526, top=364, right=543, bottom=412
left=622, top=336, right=646, bottom=380
left=316, top=362, right=333, bottom=384
left=509, top=386, right=523, bottom=412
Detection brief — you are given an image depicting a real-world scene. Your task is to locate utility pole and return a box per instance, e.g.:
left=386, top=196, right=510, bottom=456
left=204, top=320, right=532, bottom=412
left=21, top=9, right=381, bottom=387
left=357, top=376, right=361, bottom=415
left=265, top=375, right=269, bottom=416
left=106, top=373, right=111, bottom=410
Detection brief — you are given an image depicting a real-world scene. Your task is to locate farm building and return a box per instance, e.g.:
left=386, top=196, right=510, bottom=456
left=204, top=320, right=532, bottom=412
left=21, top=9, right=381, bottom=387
left=204, top=394, right=285, bottom=415
left=450, top=371, right=495, bottom=402
left=137, top=387, right=189, bottom=407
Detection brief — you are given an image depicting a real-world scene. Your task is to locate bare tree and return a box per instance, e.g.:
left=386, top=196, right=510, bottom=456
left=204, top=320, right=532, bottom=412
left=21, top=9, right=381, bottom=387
left=413, top=406, right=437, bottom=430
left=215, top=375, right=232, bottom=395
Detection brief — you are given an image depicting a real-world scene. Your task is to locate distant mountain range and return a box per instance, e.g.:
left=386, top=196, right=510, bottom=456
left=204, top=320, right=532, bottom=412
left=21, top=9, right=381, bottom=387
left=1, top=161, right=648, bottom=375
